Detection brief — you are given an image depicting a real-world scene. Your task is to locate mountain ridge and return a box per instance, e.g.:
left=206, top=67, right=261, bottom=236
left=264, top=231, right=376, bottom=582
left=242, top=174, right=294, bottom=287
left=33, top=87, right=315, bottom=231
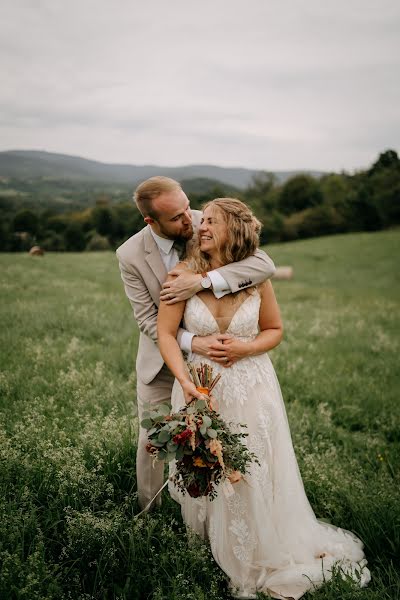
left=0, top=150, right=325, bottom=189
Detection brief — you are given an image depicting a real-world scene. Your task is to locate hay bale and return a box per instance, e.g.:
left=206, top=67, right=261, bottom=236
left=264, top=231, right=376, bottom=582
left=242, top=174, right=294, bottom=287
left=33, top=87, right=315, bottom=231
left=29, top=246, right=44, bottom=256
left=272, top=266, right=293, bottom=280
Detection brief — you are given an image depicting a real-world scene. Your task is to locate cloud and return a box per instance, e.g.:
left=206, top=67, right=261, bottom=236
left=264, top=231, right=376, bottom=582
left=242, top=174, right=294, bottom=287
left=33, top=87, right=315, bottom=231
left=1, top=0, right=399, bottom=170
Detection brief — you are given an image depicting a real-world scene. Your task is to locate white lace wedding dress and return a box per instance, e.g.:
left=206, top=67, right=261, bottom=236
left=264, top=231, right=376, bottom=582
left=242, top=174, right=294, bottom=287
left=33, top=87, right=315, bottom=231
left=169, top=291, right=370, bottom=599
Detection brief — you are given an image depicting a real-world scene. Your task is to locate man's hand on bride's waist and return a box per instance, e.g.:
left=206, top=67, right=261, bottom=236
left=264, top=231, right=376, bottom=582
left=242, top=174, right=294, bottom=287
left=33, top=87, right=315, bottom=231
left=208, top=337, right=251, bottom=368
left=191, top=334, right=250, bottom=368
left=191, top=333, right=232, bottom=360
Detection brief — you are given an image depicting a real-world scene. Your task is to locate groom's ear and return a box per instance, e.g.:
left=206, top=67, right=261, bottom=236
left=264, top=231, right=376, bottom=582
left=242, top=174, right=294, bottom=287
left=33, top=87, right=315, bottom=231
left=144, top=216, right=155, bottom=225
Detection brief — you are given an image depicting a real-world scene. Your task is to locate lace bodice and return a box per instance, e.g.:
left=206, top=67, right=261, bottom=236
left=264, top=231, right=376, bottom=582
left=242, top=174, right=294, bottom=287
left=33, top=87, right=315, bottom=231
left=184, top=291, right=260, bottom=340
left=183, top=291, right=275, bottom=408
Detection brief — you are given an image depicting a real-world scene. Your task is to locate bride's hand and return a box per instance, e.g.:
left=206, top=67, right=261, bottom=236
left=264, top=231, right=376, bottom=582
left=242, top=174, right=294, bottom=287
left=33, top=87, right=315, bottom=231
left=228, top=470, right=242, bottom=484
left=181, top=380, right=207, bottom=405
left=208, top=394, right=218, bottom=411
left=192, top=333, right=232, bottom=358
left=209, top=338, right=250, bottom=368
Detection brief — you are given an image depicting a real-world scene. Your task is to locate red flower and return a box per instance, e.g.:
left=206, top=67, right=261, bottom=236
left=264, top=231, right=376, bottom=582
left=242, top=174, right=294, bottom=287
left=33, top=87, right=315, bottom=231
left=173, top=429, right=192, bottom=445
left=145, top=442, right=157, bottom=455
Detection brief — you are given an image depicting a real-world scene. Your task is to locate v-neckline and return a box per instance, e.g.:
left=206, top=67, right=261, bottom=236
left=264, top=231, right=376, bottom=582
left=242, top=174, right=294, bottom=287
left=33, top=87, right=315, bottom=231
left=193, top=293, right=255, bottom=334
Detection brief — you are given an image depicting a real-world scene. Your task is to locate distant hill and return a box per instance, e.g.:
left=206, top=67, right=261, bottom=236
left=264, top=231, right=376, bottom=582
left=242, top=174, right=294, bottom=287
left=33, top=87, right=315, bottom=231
left=0, top=150, right=324, bottom=189
left=179, top=177, right=240, bottom=196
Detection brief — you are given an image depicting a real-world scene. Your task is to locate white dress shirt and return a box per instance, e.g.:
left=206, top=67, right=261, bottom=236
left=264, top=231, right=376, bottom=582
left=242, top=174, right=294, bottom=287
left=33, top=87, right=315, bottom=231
left=150, top=228, right=231, bottom=352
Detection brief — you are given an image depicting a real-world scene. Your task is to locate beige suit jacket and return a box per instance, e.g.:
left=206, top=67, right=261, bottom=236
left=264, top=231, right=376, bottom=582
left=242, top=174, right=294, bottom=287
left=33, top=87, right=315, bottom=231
left=116, top=209, right=276, bottom=384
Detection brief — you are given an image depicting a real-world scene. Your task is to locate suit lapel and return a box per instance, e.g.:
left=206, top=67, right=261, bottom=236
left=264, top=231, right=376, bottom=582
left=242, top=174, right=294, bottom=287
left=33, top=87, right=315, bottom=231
left=143, top=226, right=168, bottom=286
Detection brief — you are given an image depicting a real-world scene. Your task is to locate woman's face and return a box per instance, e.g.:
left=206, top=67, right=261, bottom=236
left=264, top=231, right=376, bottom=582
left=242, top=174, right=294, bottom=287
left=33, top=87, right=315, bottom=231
left=199, top=205, right=227, bottom=256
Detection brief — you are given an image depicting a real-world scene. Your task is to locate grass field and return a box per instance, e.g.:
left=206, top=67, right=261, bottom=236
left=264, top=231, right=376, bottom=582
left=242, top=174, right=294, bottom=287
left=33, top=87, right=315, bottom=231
left=0, top=229, right=399, bottom=599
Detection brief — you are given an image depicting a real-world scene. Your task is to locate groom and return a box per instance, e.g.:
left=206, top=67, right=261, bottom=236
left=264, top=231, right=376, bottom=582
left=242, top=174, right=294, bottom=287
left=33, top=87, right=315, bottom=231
left=116, top=176, right=276, bottom=509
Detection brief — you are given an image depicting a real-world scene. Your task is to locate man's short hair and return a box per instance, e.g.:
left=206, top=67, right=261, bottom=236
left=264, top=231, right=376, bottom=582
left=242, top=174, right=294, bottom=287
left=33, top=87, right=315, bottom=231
left=134, top=176, right=182, bottom=219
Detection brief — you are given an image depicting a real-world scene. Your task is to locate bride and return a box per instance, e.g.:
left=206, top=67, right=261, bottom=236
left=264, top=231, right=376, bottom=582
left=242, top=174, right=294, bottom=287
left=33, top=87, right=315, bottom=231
left=157, top=198, right=370, bottom=599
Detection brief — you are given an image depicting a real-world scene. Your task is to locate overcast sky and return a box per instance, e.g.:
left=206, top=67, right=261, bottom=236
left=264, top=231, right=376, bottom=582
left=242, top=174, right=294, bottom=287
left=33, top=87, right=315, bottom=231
left=1, top=0, right=399, bottom=171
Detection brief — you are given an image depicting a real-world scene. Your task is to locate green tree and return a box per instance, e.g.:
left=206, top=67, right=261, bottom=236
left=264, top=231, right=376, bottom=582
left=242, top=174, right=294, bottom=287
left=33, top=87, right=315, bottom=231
left=243, top=173, right=282, bottom=242
left=278, top=175, right=323, bottom=215
left=319, top=173, right=349, bottom=207
left=366, top=149, right=400, bottom=226
left=45, top=215, right=68, bottom=233
left=64, top=222, right=86, bottom=251
left=13, top=209, right=39, bottom=235
left=369, top=149, right=400, bottom=174
left=346, top=185, right=382, bottom=231
left=86, top=233, right=112, bottom=251
left=0, top=221, right=12, bottom=251
left=92, top=206, right=115, bottom=237
left=112, top=203, right=144, bottom=242
left=41, top=232, right=65, bottom=251
left=259, top=211, right=284, bottom=244
left=284, top=204, right=346, bottom=239
left=244, top=172, right=277, bottom=209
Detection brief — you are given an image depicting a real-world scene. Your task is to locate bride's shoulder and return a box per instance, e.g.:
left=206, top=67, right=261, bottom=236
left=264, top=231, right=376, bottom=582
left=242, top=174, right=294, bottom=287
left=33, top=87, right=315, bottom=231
left=257, top=280, right=273, bottom=294
left=175, top=260, right=194, bottom=273
left=246, top=282, right=269, bottom=304
left=246, top=282, right=266, bottom=297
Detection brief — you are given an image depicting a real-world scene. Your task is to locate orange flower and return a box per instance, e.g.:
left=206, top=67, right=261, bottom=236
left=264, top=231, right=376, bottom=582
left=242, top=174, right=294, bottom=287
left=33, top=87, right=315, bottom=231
left=208, top=439, right=225, bottom=470
left=193, top=456, right=207, bottom=468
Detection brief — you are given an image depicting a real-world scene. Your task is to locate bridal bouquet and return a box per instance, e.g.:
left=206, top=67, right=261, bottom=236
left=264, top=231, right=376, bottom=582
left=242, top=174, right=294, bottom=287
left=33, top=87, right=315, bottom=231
left=141, top=363, right=258, bottom=499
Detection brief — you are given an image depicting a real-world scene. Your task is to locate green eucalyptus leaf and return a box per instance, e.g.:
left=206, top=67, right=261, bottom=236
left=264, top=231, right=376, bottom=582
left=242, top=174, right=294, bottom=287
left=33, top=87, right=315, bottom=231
left=195, top=399, right=207, bottom=411
left=202, top=415, right=212, bottom=428
left=153, top=415, right=166, bottom=423
left=200, top=425, right=207, bottom=436
left=167, top=420, right=180, bottom=429
left=176, top=446, right=184, bottom=460
left=141, top=418, right=153, bottom=430
left=207, top=428, right=217, bottom=439
left=158, top=430, right=171, bottom=443
left=157, top=404, right=171, bottom=416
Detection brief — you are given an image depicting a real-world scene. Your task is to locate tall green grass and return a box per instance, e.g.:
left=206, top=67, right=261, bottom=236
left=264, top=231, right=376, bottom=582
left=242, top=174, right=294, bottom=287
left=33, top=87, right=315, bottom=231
left=0, top=229, right=399, bottom=599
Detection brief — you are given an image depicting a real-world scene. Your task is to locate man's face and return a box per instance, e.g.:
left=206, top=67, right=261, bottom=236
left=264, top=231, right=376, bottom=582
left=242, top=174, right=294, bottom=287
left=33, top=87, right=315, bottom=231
left=146, top=188, right=193, bottom=241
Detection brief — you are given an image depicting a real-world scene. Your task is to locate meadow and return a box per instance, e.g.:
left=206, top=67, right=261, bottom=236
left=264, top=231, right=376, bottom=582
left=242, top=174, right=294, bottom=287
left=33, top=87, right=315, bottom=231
left=0, top=229, right=399, bottom=600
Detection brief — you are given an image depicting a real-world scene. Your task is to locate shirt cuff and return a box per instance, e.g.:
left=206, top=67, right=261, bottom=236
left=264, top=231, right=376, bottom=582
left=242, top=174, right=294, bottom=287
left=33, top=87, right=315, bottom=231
left=179, top=330, right=195, bottom=354
left=208, top=270, right=231, bottom=299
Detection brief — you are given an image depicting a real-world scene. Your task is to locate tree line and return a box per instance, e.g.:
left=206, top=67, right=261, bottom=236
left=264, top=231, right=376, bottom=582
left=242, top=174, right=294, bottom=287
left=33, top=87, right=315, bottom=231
left=0, top=149, right=399, bottom=252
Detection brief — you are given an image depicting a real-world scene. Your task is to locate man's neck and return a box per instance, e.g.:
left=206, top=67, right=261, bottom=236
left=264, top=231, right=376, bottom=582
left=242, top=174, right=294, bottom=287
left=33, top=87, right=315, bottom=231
left=149, top=224, right=171, bottom=241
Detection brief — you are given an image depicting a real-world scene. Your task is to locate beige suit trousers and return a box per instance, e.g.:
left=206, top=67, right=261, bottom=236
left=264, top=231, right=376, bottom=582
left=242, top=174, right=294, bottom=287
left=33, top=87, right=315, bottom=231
left=136, top=364, right=175, bottom=509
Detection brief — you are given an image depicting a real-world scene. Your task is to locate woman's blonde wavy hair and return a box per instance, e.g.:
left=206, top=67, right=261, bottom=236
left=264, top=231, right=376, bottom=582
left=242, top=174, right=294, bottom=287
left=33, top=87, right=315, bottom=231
left=187, top=198, right=262, bottom=273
